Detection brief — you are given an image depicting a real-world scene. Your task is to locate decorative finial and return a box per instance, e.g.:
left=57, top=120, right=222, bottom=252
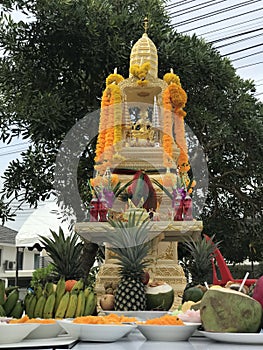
left=143, top=17, right=148, bottom=33
left=114, top=67, right=117, bottom=74
left=170, top=68, right=174, bottom=74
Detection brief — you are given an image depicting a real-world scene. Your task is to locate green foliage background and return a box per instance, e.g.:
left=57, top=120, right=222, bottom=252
left=0, top=0, right=262, bottom=266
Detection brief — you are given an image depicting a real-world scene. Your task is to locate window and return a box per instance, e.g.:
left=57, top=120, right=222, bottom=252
left=17, top=250, right=24, bottom=270
left=34, top=254, right=40, bottom=270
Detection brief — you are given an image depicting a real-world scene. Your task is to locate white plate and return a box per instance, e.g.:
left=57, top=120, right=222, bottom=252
left=137, top=323, right=199, bottom=341
left=25, top=320, right=63, bottom=339
left=200, top=331, right=263, bottom=344
left=103, top=310, right=168, bottom=320
left=58, top=319, right=136, bottom=342
left=0, top=335, right=77, bottom=349
left=0, top=323, right=39, bottom=344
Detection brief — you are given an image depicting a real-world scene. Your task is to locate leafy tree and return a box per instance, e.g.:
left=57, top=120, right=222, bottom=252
left=0, top=0, right=262, bottom=269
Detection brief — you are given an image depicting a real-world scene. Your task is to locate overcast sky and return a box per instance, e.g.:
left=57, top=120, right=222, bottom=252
left=1, top=0, right=262, bottom=231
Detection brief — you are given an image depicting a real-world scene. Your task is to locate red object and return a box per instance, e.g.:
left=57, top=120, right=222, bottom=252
left=89, top=198, right=99, bottom=222
left=174, top=195, right=183, bottom=221
left=65, top=280, right=77, bottom=292
left=183, top=195, right=193, bottom=221
left=204, top=234, right=257, bottom=287
left=99, top=199, right=108, bottom=222
left=141, top=271, right=150, bottom=285
left=128, top=171, right=157, bottom=211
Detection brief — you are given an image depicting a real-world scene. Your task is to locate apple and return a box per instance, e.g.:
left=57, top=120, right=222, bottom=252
left=141, top=271, right=150, bottom=285
left=100, top=294, right=115, bottom=310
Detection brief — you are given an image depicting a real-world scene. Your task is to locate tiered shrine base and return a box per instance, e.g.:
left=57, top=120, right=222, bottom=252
left=75, top=220, right=203, bottom=310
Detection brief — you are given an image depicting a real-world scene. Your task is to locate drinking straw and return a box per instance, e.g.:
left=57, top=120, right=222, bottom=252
left=238, top=272, right=249, bottom=292
left=204, top=282, right=209, bottom=290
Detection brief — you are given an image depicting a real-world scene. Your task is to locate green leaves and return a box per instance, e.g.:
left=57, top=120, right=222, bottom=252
left=39, top=226, right=83, bottom=280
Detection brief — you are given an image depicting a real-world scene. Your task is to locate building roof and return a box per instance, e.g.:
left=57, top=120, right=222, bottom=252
left=0, top=226, right=17, bottom=245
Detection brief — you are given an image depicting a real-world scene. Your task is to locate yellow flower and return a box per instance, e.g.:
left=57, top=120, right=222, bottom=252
left=163, top=72, right=181, bottom=86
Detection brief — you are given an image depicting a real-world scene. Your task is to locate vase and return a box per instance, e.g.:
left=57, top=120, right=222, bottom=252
left=89, top=198, right=99, bottom=222
left=173, top=194, right=183, bottom=221
left=99, top=198, right=108, bottom=222
left=183, top=195, right=193, bottom=221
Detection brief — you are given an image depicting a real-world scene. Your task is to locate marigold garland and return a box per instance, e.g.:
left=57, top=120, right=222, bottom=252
left=130, top=62, right=151, bottom=86
left=162, top=76, right=189, bottom=172
left=163, top=72, right=181, bottom=86
left=162, top=86, right=174, bottom=168
left=95, top=73, right=124, bottom=173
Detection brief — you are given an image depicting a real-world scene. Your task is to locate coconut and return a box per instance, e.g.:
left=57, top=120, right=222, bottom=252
left=100, top=294, right=115, bottom=311
left=183, top=286, right=204, bottom=303
left=200, top=288, right=262, bottom=333
left=145, top=282, right=174, bottom=311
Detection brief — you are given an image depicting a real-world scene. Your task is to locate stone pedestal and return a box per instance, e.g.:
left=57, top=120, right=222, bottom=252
left=75, top=220, right=203, bottom=310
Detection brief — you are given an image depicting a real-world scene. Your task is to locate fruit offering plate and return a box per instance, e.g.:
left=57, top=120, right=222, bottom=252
left=0, top=335, right=78, bottom=349
left=200, top=330, right=263, bottom=344
left=103, top=310, right=168, bottom=320
left=58, top=319, right=137, bottom=342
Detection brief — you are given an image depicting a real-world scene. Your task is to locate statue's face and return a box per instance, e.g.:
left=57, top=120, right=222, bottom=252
left=132, top=120, right=153, bottom=139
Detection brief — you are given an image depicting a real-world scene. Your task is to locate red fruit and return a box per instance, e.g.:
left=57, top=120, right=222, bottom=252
left=252, top=276, right=263, bottom=308
left=65, top=279, right=78, bottom=292
left=142, top=271, right=150, bottom=285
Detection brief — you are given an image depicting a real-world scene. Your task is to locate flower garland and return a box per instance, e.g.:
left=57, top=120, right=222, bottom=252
left=162, top=87, right=174, bottom=168
left=110, top=84, right=122, bottom=151
left=94, top=73, right=124, bottom=174
left=162, top=72, right=189, bottom=173
left=130, top=62, right=150, bottom=86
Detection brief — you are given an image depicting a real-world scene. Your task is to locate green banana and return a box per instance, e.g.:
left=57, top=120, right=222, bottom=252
left=27, top=295, right=37, bottom=319
left=34, top=294, right=46, bottom=318
left=0, top=304, right=6, bottom=317
left=0, top=279, right=5, bottom=305
left=5, top=286, right=19, bottom=296
left=84, top=291, right=97, bottom=316
left=84, top=286, right=92, bottom=298
left=55, top=277, right=65, bottom=312
left=10, top=300, right=24, bottom=319
left=65, top=293, right=78, bottom=318
left=3, top=289, right=19, bottom=316
left=43, top=292, right=56, bottom=319
left=75, top=290, right=85, bottom=317
left=71, top=279, right=84, bottom=293
left=44, top=282, right=54, bottom=297
left=24, top=293, right=34, bottom=315
left=34, top=285, right=43, bottom=300
left=55, top=291, right=70, bottom=319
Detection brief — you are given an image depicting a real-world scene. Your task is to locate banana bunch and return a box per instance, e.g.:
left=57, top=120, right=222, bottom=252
left=0, top=279, right=24, bottom=318
left=24, top=278, right=97, bottom=319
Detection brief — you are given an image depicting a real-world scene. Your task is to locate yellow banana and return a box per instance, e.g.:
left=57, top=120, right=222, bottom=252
left=43, top=292, right=56, bottom=319
left=65, top=293, right=78, bottom=318
left=84, top=291, right=97, bottom=316
left=3, top=289, right=19, bottom=316
left=0, top=279, right=5, bottom=306
left=55, top=291, right=70, bottom=319
left=75, top=290, right=85, bottom=317
left=10, top=300, right=24, bottom=319
left=27, top=295, right=37, bottom=319
left=55, top=277, right=65, bottom=312
left=34, top=294, right=46, bottom=318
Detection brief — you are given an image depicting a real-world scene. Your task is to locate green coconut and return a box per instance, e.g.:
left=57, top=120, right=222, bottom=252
left=183, top=286, right=204, bottom=303
left=200, top=287, right=263, bottom=333
left=145, top=282, right=174, bottom=311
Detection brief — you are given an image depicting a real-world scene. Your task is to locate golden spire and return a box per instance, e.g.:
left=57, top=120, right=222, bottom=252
left=143, top=17, right=148, bottom=33
left=129, top=17, right=158, bottom=78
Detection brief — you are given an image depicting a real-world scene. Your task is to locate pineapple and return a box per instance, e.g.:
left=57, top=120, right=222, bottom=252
left=106, top=212, right=153, bottom=311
